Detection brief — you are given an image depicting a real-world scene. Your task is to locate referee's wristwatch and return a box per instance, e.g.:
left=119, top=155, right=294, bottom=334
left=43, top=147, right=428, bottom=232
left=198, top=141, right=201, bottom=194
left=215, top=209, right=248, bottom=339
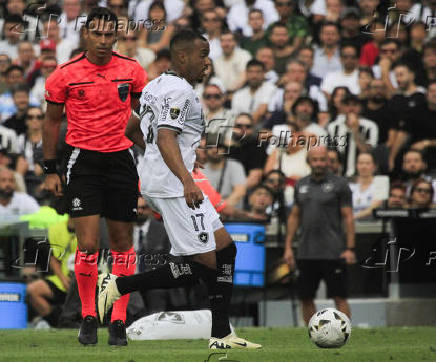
left=43, top=159, right=58, bottom=174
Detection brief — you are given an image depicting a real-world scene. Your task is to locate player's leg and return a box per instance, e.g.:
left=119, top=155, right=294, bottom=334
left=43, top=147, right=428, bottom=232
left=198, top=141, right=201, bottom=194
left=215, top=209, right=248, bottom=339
left=63, top=146, right=103, bottom=345
left=324, top=260, right=351, bottom=319
left=208, top=227, right=261, bottom=349
left=27, top=279, right=54, bottom=317
left=102, top=149, right=139, bottom=346
left=297, top=260, right=322, bottom=325
left=106, top=219, right=136, bottom=346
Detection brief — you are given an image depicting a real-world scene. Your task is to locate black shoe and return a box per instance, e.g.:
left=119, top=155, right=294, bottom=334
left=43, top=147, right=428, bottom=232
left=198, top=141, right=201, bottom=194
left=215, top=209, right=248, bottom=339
left=108, top=320, right=128, bottom=346
left=78, top=315, right=98, bottom=345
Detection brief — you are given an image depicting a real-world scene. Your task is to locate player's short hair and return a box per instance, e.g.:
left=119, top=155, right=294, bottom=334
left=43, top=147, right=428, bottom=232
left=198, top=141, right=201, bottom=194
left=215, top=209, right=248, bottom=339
left=156, top=48, right=171, bottom=61
left=170, top=29, right=207, bottom=54
left=85, top=7, right=118, bottom=30
left=246, top=59, right=265, bottom=71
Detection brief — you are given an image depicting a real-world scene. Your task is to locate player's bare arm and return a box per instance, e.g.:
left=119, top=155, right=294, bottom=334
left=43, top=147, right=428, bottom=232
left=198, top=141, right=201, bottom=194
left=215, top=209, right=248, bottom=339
left=340, top=206, right=356, bottom=264
left=157, top=128, right=204, bottom=209
left=126, top=112, right=146, bottom=150
left=42, top=102, right=64, bottom=197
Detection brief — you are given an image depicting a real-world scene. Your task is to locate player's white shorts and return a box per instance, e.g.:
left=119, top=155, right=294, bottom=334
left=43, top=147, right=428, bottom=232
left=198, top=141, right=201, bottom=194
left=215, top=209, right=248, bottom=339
left=142, top=194, right=224, bottom=256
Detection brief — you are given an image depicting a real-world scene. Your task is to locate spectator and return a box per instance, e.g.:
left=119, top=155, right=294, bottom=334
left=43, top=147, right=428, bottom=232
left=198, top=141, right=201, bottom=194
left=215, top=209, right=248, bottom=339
left=3, top=84, right=30, bottom=136
left=358, top=67, right=373, bottom=101
left=240, top=9, right=269, bottom=57
left=401, top=21, right=427, bottom=87
left=409, top=0, right=436, bottom=38
left=387, top=183, right=407, bottom=209
left=15, top=41, right=37, bottom=78
left=0, top=66, right=30, bottom=121
left=41, top=17, right=76, bottom=64
left=399, top=149, right=436, bottom=203
left=255, top=46, right=278, bottom=84
left=245, top=184, right=274, bottom=220
left=266, top=81, right=303, bottom=124
left=228, top=113, right=267, bottom=188
left=283, top=146, right=356, bottom=324
left=0, top=54, right=11, bottom=94
left=107, top=0, right=128, bottom=17
left=407, top=80, right=436, bottom=171
left=146, top=49, right=171, bottom=81
left=361, top=78, right=396, bottom=174
left=188, top=0, right=216, bottom=31
left=328, top=85, right=351, bottom=121
left=0, top=167, right=39, bottom=219
left=349, top=152, right=382, bottom=220
left=359, top=19, right=386, bottom=67
left=115, top=28, right=154, bottom=70
left=201, top=9, right=224, bottom=60
left=274, top=59, right=327, bottom=112
left=17, top=106, right=45, bottom=197
left=213, top=31, right=252, bottom=92
left=324, top=0, right=344, bottom=22
left=372, top=39, right=401, bottom=95
left=0, top=124, right=18, bottom=154
left=263, top=168, right=292, bottom=209
left=266, top=96, right=320, bottom=152
left=408, top=179, right=435, bottom=209
left=58, top=0, right=84, bottom=47
left=27, top=216, right=77, bottom=327
left=203, top=143, right=247, bottom=208
left=267, top=0, right=309, bottom=52
left=195, top=57, right=225, bottom=100
left=328, top=94, right=379, bottom=176
left=321, top=43, right=360, bottom=97
left=423, top=39, right=436, bottom=86
left=0, top=15, right=23, bottom=60
left=388, top=62, right=427, bottom=171
left=268, top=22, right=294, bottom=76
left=134, top=0, right=185, bottom=24
left=312, top=21, right=341, bottom=79
left=339, top=7, right=371, bottom=50
left=295, top=45, right=322, bottom=87
left=202, top=83, right=235, bottom=142
left=139, top=1, right=175, bottom=53
left=227, top=0, right=279, bottom=37
left=31, top=56, right=58, bottom=111
left=358, top=0, right=380, bottom=28
left=327, top=148, right=342, bottom=176
left=231, top=59, right=277, bottom=123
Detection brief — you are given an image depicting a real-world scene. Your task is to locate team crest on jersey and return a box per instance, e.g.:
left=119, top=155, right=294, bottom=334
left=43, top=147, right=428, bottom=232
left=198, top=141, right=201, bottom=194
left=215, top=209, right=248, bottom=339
left=78, top=89, right=85, bottom=99
left=118, top=83, right=129, bottom=102
left=199, top=232, right=209, bottom=243
left=170, top=107, right=180, bottom=119
left=322, top=182, right=334, bottom=193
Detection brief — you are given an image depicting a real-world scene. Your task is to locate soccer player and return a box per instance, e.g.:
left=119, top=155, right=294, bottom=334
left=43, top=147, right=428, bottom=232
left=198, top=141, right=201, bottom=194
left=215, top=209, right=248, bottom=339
left=98, top=30, right=261, bottom=349
left=43, top=7, right=147, bottom=346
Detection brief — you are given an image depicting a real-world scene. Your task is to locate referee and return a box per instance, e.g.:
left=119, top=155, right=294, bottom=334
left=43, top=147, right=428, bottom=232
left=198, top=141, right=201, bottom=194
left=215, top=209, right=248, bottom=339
left=283, top=146, right=356, bottom=324
left=43, top=7, right=147, bottom=346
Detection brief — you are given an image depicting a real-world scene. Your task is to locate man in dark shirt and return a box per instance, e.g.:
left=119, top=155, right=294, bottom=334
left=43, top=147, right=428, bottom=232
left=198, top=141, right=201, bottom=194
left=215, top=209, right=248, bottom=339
left=3, top=84, right=30, bottom=135
left=388, top=62, right=427, bottom=172
left=283, top=146, right=356, bottom=324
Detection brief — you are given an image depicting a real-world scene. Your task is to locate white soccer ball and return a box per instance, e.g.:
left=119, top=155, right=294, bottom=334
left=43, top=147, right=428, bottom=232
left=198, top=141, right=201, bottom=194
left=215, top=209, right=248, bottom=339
left=308, top=308, right=351, bottom=348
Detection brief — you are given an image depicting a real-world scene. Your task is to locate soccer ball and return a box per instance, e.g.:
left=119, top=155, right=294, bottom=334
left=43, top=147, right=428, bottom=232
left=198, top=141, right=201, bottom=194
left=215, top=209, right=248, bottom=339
left=308, top=308, right=351, bottom=348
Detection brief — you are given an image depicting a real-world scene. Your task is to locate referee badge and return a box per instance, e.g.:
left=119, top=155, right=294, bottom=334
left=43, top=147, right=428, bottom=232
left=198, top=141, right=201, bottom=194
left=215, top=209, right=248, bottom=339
left=170, top=107, right=180, bottom=120
left=118, top=83, right=130, bottom=102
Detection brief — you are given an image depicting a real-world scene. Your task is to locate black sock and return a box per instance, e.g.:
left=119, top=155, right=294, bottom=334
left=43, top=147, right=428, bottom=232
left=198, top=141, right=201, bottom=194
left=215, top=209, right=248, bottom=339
left=210, top=243, right=236, bottom=338
left=116, top=257, right=208, bottom=295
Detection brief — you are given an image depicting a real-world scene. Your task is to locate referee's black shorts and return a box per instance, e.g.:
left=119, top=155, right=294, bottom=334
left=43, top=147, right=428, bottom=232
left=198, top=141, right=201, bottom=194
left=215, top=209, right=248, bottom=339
left=296, top=259, right=348, bottom=299
left=62, top=145, right=139, bottom=221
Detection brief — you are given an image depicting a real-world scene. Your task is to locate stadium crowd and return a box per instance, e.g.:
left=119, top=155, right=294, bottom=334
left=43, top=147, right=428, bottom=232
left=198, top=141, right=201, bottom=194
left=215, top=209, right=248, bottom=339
left=0, top=0, right=436, bottom=326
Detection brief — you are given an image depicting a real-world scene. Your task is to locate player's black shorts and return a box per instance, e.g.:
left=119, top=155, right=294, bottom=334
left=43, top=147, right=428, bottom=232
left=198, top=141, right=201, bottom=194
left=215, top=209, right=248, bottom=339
left=63, top=145, right=139, bottom=221
left=45, top=279, right=67, bottom=305
left=296, top=259, right=348, bottom=299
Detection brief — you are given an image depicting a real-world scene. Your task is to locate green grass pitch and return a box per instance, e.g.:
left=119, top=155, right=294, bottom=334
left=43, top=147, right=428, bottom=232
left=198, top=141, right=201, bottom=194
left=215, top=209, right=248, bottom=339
left=1, top=327, right=436, bottom=361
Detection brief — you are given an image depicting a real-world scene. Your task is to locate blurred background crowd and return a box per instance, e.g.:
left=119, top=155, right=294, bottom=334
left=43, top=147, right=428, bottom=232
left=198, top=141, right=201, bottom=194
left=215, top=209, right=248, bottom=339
left=0, top=0, right=436, bottom=327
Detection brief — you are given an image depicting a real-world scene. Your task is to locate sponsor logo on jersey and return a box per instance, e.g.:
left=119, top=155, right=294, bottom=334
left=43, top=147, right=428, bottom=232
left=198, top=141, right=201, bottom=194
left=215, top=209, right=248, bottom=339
left=118, top=83, right=130, bottom=102
left=199, top=232, right=209, bottom=243
left=170, top=107, right=180, bottom=119
left=179, top=99, right=190, bottom=124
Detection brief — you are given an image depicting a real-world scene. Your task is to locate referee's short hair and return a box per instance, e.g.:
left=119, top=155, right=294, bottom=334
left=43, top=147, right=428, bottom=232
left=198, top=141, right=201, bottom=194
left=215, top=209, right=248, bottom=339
left=85, top=7, right=118, bottom=30
left=170, top=30, right=207, bottom=53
